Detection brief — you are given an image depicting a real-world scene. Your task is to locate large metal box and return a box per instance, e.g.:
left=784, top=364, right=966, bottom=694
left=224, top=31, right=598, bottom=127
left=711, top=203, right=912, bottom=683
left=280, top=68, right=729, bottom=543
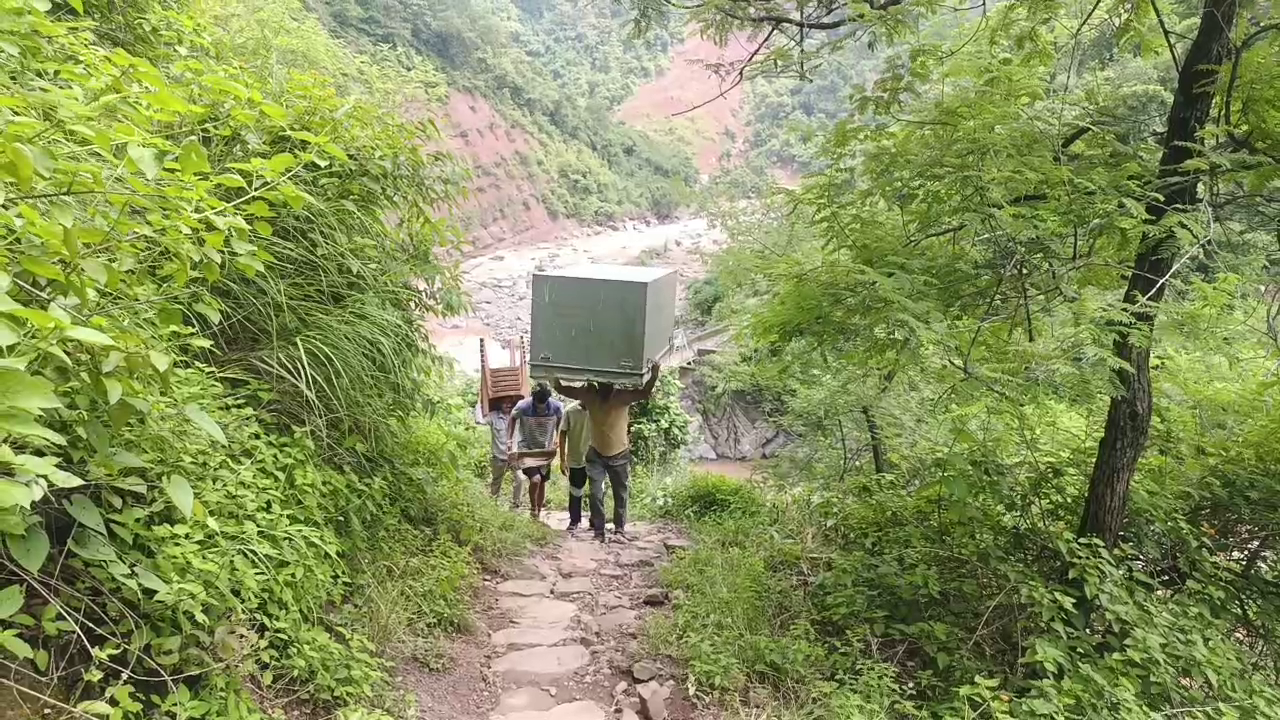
left=529, top=264, right=677, bottom=384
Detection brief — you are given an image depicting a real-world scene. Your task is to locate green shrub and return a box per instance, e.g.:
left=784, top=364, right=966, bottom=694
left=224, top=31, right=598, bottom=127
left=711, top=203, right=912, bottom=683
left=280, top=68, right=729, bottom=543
left=0, top=2, right=541, bottom=717
left=685, top=276, right=725, bottom=326
left=660, top=472, right=764, bottom=521
left=344, top=526, right=477, bottom=653
left=647, top=502, right=898, bottom=711
left=629, top=372, right=691, bottom=468
left=647, top=461, right=1280, bottom=717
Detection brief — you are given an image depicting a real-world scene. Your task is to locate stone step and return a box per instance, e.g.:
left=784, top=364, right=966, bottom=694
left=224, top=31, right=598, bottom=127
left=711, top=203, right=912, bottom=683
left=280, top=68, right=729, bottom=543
left=490, top=645, right=591, bottom=684
left=552, top=577, right=594, bottom=596
left=497, top=579, right=554, bottom=596
left=511, top=558, right=559, bottom=581
left=595, top=609, right=638, bottom=633
left=499, top=597, right=579, bottom=628
left=496, top=700, right=609, bottom=720
left=492, top=687, right=557, bottom=717
left=558, top=557, right=598, bottom=577
left=559, top=541, right=608, bottom=561
left=490, top=626, right=573, bottom=650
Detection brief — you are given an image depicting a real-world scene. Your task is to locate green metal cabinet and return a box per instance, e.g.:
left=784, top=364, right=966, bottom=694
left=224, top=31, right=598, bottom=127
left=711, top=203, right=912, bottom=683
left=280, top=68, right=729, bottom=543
left=529, top=264, right=677, bottom=384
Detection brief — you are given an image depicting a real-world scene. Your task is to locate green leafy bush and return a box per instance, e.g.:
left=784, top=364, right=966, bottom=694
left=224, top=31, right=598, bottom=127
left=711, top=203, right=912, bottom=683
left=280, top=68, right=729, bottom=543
left=628, top=372, right=691, bottom=468
left=651, top=464, right=1280, bottom=717
left=345, top=526, right=477, bottom=651
left=629, top=0, right=1280, bottom=713
left=684, top=276, right=724, bottom=326
left=0, top=1, right=540, bottom=716
left=658, top=472, right=763, bottom=522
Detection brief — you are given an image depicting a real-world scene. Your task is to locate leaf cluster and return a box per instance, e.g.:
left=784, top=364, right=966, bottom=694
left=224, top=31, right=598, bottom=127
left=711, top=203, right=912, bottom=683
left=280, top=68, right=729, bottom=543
left=0, top=0, right=540, bottom=716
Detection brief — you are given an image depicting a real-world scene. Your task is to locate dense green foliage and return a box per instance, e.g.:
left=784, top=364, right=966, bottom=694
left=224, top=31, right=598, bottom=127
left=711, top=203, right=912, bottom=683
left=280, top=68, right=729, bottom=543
left=630, top=0, right=1280, bottom=716
left=310, top=0, right=699, bottom=220
left=627, top=372, right=691, bottom=468
left=719, top=7, right=978, bottom=175
left=740, top=41, right=882, bottom=173
left=0, top=0, right=543, bottom=716
left=683, top=275, right=724, bottom=326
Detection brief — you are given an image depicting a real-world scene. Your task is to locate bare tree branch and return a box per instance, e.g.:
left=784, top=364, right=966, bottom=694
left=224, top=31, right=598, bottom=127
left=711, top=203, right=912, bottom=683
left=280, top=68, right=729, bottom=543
left=671, top=27, right=775, bottom=116
left=720, top=7, right=854, bottom=30
left=1149, top=0, right=1182, bottom=72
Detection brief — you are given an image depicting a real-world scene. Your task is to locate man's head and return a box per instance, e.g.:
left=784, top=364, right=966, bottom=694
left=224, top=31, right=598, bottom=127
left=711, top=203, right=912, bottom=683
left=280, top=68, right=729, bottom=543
left=532, top=381, right=552, bottom=408
left=500, top=397, right=514, bottom=413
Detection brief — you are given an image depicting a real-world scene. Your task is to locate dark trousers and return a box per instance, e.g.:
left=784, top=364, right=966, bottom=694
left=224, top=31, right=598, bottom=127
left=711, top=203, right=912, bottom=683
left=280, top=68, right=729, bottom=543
left=567, top=466, right=587, bottom=526
left=586, top=446, right=631, bottom=535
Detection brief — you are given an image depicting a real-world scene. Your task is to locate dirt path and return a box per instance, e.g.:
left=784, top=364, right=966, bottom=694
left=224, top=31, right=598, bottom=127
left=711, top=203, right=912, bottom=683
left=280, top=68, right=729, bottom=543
left=406, top=512, right=697, bottom=720
left=429, top=218, right=725, bottom=374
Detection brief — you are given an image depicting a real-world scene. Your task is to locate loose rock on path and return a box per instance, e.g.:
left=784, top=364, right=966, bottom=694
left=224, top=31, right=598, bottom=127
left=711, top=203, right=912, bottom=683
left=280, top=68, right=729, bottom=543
left=405, top=511, right=699, bottom=720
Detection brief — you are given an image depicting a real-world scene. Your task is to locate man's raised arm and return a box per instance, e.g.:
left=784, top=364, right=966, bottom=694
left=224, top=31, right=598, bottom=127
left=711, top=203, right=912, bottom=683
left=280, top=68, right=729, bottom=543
left=619, top=362, right=662, bottom=404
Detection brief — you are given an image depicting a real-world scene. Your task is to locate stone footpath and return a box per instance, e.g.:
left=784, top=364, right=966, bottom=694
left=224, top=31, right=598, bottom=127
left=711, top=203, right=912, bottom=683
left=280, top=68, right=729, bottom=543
left=476, top=511, right=694, bottom=720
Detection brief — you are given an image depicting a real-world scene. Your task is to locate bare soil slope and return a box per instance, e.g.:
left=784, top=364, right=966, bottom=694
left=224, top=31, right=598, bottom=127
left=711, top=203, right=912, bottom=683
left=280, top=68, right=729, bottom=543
left=427, top=36, right=755, bottom=253
left=617, top=36, right=752, bottom=175
left=438, top=91, right=575, bottom=253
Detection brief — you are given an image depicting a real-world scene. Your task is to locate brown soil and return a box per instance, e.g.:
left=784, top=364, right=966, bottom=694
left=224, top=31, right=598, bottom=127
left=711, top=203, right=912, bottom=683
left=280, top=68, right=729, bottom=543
left=617, top=35, right=754, bottom=175
left=408, top=35, right=760, bottom=257
left=432, top=90, right=577, bottom=255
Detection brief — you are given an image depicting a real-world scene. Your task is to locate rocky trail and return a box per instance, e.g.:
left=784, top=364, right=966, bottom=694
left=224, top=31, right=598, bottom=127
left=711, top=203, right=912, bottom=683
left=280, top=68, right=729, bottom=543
left=407, top=512, right=701, bottom=720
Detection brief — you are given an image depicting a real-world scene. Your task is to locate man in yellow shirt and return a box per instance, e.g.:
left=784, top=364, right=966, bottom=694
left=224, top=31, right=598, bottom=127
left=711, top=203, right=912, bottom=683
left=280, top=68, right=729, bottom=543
left=555, top=362, right=661, bottom=542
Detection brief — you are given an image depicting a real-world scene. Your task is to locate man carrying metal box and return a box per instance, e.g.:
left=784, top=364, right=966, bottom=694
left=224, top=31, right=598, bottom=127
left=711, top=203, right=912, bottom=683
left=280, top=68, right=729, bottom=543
left=555, top=362, right=660, bottom=542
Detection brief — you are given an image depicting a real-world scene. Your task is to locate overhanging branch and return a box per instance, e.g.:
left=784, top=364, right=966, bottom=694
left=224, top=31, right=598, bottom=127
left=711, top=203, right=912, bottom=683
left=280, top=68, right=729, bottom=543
left=1223, top=22, right=1280, bottom=127
left=714, top=0, right=909, bottom=32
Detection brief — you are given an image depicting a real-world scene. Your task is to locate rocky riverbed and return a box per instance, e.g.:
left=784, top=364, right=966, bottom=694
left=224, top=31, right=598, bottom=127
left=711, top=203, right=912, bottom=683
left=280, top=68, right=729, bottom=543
left=427, top=218, right=725, bottom=374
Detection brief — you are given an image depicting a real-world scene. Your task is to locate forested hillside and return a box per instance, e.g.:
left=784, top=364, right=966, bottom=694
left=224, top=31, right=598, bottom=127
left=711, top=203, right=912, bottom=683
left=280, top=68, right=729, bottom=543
left=627, top=0, right=1280, bottom=717
left=729, top=8, right=981, bottom=176
left=739, top=40, right=882, bottom=174
left=309, top=0, right=700, bottom=229
left=6, top=0, right=1280, bottom=717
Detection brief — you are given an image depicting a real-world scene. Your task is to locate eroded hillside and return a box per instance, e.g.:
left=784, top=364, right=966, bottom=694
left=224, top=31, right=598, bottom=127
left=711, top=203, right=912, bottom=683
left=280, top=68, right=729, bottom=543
left=438, top=91, right=573, bottom=253
left=618, top=35, right=752, bottom=176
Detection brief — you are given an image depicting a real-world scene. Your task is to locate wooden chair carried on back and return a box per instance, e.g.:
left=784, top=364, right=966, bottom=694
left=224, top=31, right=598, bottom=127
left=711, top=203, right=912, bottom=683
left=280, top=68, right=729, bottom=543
left=479, top=338, right=530, bottom=412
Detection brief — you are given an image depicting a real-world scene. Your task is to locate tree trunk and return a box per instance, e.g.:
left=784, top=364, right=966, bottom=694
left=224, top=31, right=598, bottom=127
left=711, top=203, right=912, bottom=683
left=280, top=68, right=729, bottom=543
left=861, top=405, right=888, bottom=475
left=1077, top=0, right=1239, bottom=547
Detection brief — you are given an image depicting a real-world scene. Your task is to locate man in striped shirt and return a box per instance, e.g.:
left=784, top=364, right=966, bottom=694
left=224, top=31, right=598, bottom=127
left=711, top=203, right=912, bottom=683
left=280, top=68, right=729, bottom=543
left=506, top=382, right=563, bottom=520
